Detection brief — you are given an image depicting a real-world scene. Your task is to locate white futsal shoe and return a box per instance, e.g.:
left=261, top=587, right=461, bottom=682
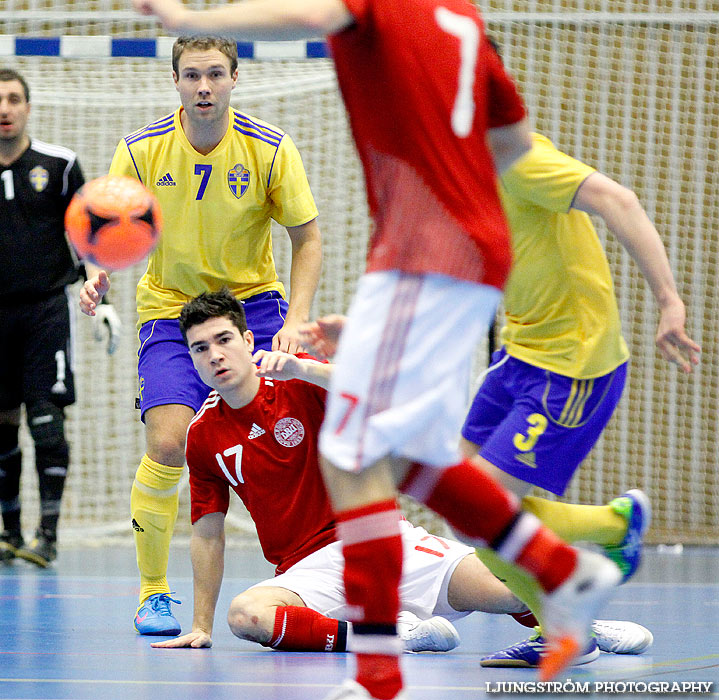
left=397, top=611, right=460, bottom=652
left=538, top=547, right=622, bottom=680
left=592, top=619, right=654, bottom=654
left=323, top=679, right=408, bottom=700
left=481, top=619, right=652, bottom=668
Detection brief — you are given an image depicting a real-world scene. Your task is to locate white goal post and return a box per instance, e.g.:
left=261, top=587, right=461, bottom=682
left=3, top=0, right=718, bottom=545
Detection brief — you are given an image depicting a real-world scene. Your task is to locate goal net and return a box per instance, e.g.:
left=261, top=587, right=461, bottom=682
left=3, top=0, right=718, bottom=545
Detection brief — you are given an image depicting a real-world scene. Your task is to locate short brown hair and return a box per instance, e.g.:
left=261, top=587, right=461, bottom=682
left=179, top=288, right=248, bottom=344
left=0, top=68, right=30, bottom=102
left=172, top=36, right=238, bottom=76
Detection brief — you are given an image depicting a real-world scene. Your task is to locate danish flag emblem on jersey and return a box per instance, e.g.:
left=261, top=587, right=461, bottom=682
left=228, top=163, right=250, bottom=199
left=274, top=417, right=305, bottom=447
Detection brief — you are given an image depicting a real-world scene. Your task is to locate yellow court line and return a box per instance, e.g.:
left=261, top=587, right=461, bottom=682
left=4, top=654, right=719, bottom=691
left=588, top=653, right=719, bottom=685
left=2, top=679, right=329, bottom=687
left=592, top=652, right=719, bottom=675
left=1, top=677, right=717, bottom=695
left=0, top=678, right=524, bottom=691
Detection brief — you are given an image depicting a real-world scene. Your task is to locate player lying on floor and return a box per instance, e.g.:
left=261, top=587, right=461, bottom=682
left=300, top=315, right=657, bottom=664
left=150, top=289, right=651, bottom=661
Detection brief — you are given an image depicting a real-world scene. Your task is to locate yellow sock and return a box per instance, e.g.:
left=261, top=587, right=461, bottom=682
left=475, top=548, right=545, bottom=627
left=131, top=454, right=183, bottom=604
left=522, top=495, right=627, bottom=546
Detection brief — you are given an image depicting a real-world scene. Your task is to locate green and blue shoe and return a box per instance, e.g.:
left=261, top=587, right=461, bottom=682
left=604, top=489, right=651, bottom=583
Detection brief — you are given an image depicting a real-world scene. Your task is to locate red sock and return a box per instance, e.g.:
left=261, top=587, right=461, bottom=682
left=356, top=655, right=404, bottom=700
left=510, top=610, right=540, bottom=628
left=515, top=526, right=577, bottom=593
left=336, top=499, right=403, bottom=700
left=400, top=459, right=520, bottom=544
left=401, top=460, right=577, bottom=592
left=269, top=606, right=348, bottom=652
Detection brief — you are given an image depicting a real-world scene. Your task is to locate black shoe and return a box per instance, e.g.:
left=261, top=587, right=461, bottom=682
left=16, top=529, right=57, bottom=567
left=0, top=530, right=24, bottom=562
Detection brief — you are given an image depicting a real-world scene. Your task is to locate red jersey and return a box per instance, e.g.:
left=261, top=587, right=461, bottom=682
left=186, top=376, right=336, bottom=574
left=328, top=0, right=526, bottom=290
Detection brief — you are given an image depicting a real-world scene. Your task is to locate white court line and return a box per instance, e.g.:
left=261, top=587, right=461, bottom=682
left=0, top=678, right=509, bottom=691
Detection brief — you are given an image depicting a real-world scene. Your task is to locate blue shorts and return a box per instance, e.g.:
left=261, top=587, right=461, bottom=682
left=461, top=348, right=627, bottom=495
left=137, top=291, right=287, bottom=418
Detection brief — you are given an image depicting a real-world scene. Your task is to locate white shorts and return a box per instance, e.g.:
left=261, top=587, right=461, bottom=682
left=319, top=271, right=502, bottom=471
left=250, top=520, right=474, bottom=621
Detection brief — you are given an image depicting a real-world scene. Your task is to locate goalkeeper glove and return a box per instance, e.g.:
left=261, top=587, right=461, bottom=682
left=93, top=297, right=122, bottom=355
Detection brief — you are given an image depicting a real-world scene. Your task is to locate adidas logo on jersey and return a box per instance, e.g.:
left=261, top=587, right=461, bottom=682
left=156, top=172, right=176, bottom=186
left=248, top=423, right=265, bottom=440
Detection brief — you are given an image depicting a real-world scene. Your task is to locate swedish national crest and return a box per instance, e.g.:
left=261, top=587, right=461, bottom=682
left=228, top=163, right=250, bottom=199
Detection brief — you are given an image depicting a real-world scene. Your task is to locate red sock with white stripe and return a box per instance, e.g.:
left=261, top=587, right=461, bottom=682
left=268, top=606, right=348, bottom=652
left=512, top=525, right=577, bottom=592
left=510, top=609, right=540, bottom=628
left=400, top=460, right=576, bottom=592
left=336, top=499, right=404, bottom=700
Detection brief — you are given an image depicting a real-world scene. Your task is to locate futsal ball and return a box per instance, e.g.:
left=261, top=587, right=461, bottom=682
left=65, top=175, right=162, bottom=270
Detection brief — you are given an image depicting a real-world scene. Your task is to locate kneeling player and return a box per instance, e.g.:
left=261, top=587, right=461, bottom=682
left=151, top=289, right=650, bottom=660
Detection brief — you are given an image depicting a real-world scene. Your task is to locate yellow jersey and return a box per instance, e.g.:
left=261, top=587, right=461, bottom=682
left=109, top=107, right=319, bottom=325
left=499, top=133, right=629, bottom=378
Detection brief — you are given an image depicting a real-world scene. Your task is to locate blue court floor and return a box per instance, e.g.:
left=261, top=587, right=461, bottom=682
left=1, top=543, right=718, bottom=700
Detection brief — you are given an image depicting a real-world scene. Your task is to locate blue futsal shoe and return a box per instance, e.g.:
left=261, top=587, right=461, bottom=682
left=134, top=593, right=181, bottom=635
left=480, top=628, right=599, bottom=668
left=603, top=489, right=651, bottom=583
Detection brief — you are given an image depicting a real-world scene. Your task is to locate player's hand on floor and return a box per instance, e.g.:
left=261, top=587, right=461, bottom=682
left=655, top=302, right=701, bottom=373
left=79, top=270, right=110, bottom=316
left=254, top=350, right=301, bottom=381
left=298, top=314, right=346, bottom=359
left=151, top=630, right=212, bottom=649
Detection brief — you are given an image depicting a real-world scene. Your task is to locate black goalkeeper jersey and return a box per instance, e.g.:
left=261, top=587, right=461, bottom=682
left=0, top=138, right=85, bottom=300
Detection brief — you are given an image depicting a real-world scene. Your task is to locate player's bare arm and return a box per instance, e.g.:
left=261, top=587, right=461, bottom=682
left=152, top=512, right=226, bottom=649
left=573, top=171, right=701, bottom=373
left=79, top=262, right=123, bottom=354
left=487, top=118, right=532, bottom=174
left=78, top=267, right=110, bottom=317
left=253, top=349, right=332, bottom=389
left=273, top=219, right=323, bottom=354
left=133, top=0, right=354, bottom=39
left=298, top=314, right=346, bottom=359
